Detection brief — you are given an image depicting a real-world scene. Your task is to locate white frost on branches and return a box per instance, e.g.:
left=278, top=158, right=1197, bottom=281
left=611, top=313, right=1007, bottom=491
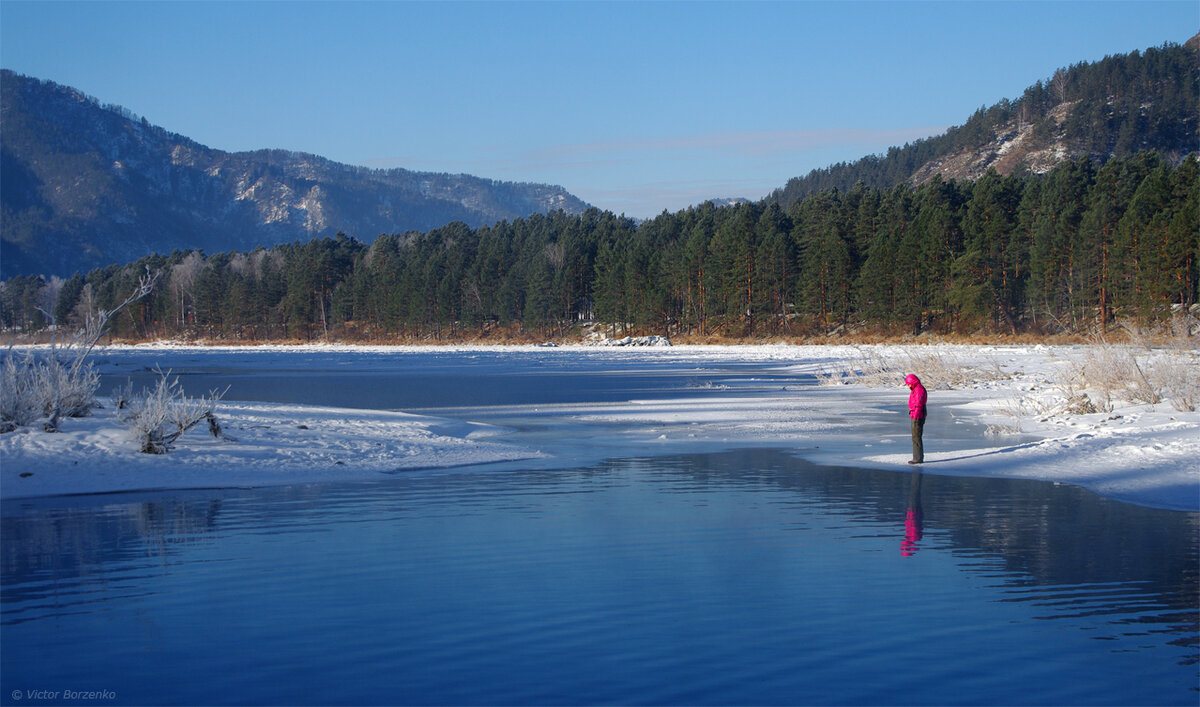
left=1, top=269, right=161, bottom=434
left=0, top=351, right=103, bottom=433
left=115, top=370, right=227, bottom=454
left=0, top=352, right=46, bottom=431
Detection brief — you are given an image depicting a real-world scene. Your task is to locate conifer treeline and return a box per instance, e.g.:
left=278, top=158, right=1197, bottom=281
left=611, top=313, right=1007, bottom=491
left=2, top=153, right=1196, bottom=341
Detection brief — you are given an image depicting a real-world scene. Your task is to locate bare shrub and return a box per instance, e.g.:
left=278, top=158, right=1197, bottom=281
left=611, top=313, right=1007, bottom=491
left=117, top=370, right=227, bottom=454
left=39, top=355, right=102, bottom=420
left=1061, top=393, right=1102, bottom=415
left=1, top=348, right=103, bottom=432
left=987, top=396, right=1029, bottom=436
left=3, top=269, right=161, bottom=433
left=831, top=348, right=896, bottom=387
left=1068, top=346, right=1150, bottom=411
left=1120, top=312, right=1199, bottom=350
left=1167, top=312, right=1199, bottom=344
left=899, top=348, right=1001, bottom=389
left=814, top=367, right=847, bottom=386
left=111, top=379, right=135, bottom=411
left=1144, top=351, right=1200, bottom=412
left=999, top=392, right=1053, bottom=420
left=1, top=351, right=42, bottom=432
left=985, top=422, right=1022, bottom=437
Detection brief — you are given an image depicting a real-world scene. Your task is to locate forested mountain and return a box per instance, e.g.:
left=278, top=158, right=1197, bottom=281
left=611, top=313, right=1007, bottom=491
left=3, top=153, right=1194, bottom=341
left=2, top=38, right=1196, bottom=341
left=0, top=70, right=590, bottom=279
left=769, top=35, right=1199, bottom=208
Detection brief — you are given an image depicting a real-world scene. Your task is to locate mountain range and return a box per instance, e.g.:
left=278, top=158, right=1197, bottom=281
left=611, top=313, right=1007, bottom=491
left=3, top=32, right=1197, bottom=280
left=1, top=70, right=590, bottom=279
left=769, top=32, right=1199, bottom=208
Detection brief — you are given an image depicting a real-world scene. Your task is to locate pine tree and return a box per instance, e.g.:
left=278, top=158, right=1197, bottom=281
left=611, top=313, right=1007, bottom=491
left=1079, top=154, right=1158, bottom=331
left=1165, top=156, right=1200, bottom=310
left=593, top=240, right=626, bottom=336
left=955, top=170, right=1023, bottom=333
left=708, top=203, right=760, bottom=335
left=754, top=203, right=796, bottom=332
left=856, top=186, right=911, bottom=328
left=680, top=208, right=715, bottom=335
left=1116, top=164, right=1169, bottom=317
left=796, top=191, right=854, bottom=332
left=1027, top=158, right=1094, bottom=328
left=910, top=177, right=966, bottom=331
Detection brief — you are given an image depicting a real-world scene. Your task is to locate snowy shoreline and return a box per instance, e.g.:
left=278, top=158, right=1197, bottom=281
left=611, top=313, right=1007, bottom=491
left=2, top=342, right=1197, bottom=511
left=0, top=401, right=546, bottom=499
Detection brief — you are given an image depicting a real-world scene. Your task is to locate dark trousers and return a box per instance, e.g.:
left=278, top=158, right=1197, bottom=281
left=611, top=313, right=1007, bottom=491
left=911, top=417, right=925, bottom=463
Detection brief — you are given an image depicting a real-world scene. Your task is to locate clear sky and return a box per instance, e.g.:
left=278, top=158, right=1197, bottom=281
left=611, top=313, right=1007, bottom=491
left=1, top=1, right=1195, bottom=219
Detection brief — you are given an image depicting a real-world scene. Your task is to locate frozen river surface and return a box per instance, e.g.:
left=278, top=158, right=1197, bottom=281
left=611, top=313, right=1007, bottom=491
left=2, top=347, right=1197, bottom=705
left=89, top=345, right=1033, bottom=474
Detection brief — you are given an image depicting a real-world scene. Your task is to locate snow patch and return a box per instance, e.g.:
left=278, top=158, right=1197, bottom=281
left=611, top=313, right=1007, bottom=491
left=591, top=335, right=672, bottom=347
left=1, top=402, right=543, bottom=499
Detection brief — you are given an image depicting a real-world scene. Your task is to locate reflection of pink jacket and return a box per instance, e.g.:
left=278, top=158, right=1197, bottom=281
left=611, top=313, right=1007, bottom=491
left=908, top=379, right=927, bottom=420
left=901, top=508, right=923, bottom=556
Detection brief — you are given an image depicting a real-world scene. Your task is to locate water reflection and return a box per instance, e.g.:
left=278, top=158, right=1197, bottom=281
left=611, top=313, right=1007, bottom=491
left=4, top=452, right=1194, bottom=641
left=2, top=450, right=1197, bottom=705
left=1, top=494, right=229, bottom=627
left=902, top=471, right=923, bottom=556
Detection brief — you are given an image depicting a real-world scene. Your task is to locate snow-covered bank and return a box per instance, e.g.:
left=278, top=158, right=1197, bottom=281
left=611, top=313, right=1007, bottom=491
left=786, top=343, right=1200, bottom=511
left=0, top=402, right=543, bottom=499
left=1, top=343, right=1196, bottom=511
left=853, top=391, right=1199, bottom=511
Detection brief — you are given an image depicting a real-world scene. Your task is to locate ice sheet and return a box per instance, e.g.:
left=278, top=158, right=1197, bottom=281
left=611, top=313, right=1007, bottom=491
left=2, top=343, right=1196, bottom=510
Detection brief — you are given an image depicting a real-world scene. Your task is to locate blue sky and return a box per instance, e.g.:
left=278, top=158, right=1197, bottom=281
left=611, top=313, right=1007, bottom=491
left=1, top=1, right=1195, bottom=219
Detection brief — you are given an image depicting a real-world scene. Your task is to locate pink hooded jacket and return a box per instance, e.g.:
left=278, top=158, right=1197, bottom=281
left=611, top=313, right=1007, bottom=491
left=906, top=374, right=927, bottom=420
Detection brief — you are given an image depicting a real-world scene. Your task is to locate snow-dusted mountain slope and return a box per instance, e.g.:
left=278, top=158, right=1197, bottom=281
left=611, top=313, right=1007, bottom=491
left=1, top=70, right=591, bottom=278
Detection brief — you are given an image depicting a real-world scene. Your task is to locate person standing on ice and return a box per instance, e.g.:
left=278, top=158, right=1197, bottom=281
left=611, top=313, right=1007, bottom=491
left=905, top=374, right=927, bottom=464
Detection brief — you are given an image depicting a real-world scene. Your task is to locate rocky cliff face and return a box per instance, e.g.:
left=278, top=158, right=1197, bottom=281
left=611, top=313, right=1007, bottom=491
left=1, top=70, right=590, bottom=278
left=908, top=102, right=1079, bottom=184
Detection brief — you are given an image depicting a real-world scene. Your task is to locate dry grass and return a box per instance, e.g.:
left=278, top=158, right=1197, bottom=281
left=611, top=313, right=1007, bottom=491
left=1059, top=342, right=1199, bottom=413
left=816, top=346, right=1009, bottom=390
left=986, top=395, right=1035, bottom=437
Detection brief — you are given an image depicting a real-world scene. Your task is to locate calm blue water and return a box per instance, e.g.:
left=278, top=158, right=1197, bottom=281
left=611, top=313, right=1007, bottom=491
left=2, top=351, right=1197, bottom=705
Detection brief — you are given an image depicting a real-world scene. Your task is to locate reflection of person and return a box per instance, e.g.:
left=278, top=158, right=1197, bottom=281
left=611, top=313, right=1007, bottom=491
left=902, top=471, right=924, bottom=556
left=905, top=374, right=927, bottom=464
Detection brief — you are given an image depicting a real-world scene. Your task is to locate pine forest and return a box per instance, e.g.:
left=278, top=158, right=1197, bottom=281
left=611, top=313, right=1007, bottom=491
left=3, top=152, right=1196, bottom=342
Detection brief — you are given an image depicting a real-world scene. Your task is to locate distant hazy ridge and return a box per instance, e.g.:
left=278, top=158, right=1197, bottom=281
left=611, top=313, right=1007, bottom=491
left=0, top=70, right=591, bottom=278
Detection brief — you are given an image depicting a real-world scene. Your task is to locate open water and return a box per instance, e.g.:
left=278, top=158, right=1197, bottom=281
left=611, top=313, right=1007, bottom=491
left=2, top=350, right=1197, bottom=705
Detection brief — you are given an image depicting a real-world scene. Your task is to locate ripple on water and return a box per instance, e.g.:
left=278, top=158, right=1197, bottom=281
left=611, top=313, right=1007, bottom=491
left=2, top=449, right=1197, bottom=706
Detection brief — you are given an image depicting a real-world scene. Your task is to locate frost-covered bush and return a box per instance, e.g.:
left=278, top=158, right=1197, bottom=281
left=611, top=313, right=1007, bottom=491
left=1145, top=351, right=1200, bottom=412
left=1, top=351, right=43, bottom=432
left=116, top=371, right=226, bottom=454
left=0, top=269, right=158, bottom=434
left=0, top=349, right=102, bottom=432
left=110, top=379, right=135, bottom=411
left=39, top=355, right=102, bottom=419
